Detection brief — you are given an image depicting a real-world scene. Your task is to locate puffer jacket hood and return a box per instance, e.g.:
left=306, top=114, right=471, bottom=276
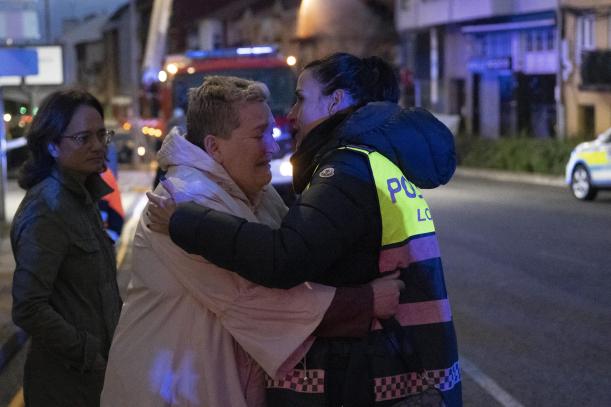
left=338, top=102, right=456, bottom=188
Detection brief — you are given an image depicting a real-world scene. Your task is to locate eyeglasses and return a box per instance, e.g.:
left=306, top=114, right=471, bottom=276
left=61, top=129, right=114, bottom=147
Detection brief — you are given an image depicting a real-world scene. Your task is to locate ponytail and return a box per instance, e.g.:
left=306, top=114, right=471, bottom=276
left=305, top=53, right=399, bottom=106
left=360, top=56, right=399, bottom=104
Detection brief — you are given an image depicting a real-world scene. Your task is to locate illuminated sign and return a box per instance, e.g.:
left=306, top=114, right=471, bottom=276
left=0, top=45, right=63, bottom=85
left=0, top=48, right=37, bottom=76
left=467, top=57, right=512, bottom=72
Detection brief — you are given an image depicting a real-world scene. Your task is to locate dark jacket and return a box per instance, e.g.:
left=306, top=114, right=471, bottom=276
left=171, top=102, right=456, bottom=287
left=170, top=102, right=461, bottom=406
left=11, top=167, right=122, bottom=407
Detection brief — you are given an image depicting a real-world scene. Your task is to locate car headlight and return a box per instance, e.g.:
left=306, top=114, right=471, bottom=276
left=272, top=127, right=282, bottom=139
left=279, top=160, right=293, bottom=177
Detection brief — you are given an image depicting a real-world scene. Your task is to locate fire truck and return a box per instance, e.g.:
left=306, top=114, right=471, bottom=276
left=159, top=46, right=297, bottom=158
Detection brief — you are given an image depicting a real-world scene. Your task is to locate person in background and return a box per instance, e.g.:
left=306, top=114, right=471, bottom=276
left=99, top=137, right=125, bottom=243
left=11, top=89, right=122, bottom=406
left=148, top=53, right=462, bottom=406
left=102, top=76, right=403, bottom=407
left=98, top=168, right=125, bottom=242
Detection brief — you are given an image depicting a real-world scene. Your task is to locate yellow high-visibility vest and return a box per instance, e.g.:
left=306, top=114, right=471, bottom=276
left=338, top=146, right=436, bottom=246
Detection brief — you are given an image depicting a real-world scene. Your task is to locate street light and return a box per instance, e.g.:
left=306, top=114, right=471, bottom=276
left=166, top=63, right=178, bottom=74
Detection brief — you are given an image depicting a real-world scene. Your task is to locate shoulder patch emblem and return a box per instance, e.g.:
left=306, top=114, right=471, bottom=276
left=319, top=167, right=335, bottom=178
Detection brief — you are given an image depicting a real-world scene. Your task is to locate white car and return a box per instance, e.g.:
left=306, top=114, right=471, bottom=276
left=565, top=128, right=611, bottom=200
left=270, top=153, right=296, bottom=204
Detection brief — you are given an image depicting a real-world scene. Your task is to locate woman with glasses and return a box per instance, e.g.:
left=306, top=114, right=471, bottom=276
left=11, top=89, right=122, bottom=406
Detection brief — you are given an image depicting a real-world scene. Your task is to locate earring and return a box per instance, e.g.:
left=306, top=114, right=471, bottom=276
left=48, top=144, right=59, bottom=158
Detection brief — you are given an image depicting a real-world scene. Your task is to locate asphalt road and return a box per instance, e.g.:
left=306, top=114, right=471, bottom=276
left=425, top=175, right=611, bottom=406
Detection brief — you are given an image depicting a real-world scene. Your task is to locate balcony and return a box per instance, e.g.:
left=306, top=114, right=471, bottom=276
left=580, top=50, right=611, bottom=91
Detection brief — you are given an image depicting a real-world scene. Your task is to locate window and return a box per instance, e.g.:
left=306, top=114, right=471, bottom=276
left=578, top=105, right=595, bottom=138
left=547, top=30, right=555, bottom=50
left=578, top=14, right=596, bottom=51
left=526, top=32, right=533, bottom=52
left=536, top=30, right=544, bottom=51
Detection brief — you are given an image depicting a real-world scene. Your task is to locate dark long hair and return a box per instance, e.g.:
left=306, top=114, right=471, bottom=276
left=303, top=53, right=399, bottom=106
left=18, top=89, right=104, bottom=189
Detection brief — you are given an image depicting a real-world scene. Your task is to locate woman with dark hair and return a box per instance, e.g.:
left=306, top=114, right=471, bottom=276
left=150, top=53, right=462, bottom=406
left=11, top=89, right=122, bottom=406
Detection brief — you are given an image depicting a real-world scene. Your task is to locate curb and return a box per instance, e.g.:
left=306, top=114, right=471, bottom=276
left=455, top=167, right=566, bottom=188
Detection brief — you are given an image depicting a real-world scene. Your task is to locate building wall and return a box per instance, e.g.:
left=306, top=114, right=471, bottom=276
left=102, top=6, right=136, bottom=121
left=293, top=0, right=396, bottom=66
left=562, top=0, right=611, bottom=7
left=479, top=72, right=501, bottom=138
left=514, top=0, right=558, bottom=14
left=562, top=1, right=611, bottom=137
left=220, top=0, right=395, bottom=70
left=396, top=0, right=558, bottom=30
left=441, top=25, right=469, bottom=115
left=396, top=0, right=607, bottom=138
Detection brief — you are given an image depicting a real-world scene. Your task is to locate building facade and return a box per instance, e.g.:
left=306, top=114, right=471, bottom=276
left=395, top=0, right=611, bottom=138
left=560, top=0, right=611, bottom=137
left=171, top=0, right=395, bottom=70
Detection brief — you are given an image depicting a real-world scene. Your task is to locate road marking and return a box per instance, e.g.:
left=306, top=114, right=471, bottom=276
left=116, top=195, right=148, bottom=268
left=8, top=388, right=23, bottom=407
left=460, top=355, right=525, bottom=407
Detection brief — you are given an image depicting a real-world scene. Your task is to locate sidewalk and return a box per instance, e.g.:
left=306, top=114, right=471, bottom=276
left=0, top=180, right=26, bottom=379
left=455, top=167, right=565, bottom=188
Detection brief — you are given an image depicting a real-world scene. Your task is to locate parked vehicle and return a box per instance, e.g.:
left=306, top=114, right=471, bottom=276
left=270, top=152, right=295, bottom=205
left=565, top=128, right=611, bottom=200
left=113, top=131, right=136, bottom=164
left=160, top=46, right=296, bottom=160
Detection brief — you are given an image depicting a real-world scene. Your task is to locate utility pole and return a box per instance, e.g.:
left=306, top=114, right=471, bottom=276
left=130, top=0, right=141, bottom=120
left=0, top=87, right=7, bottom=221
left=556, top=5, right=566, bottom=139
left=44, top=0, right=51, bottom=41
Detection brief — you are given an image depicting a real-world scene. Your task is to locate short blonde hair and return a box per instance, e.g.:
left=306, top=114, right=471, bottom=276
left=186, top=76, right=270, bottom=149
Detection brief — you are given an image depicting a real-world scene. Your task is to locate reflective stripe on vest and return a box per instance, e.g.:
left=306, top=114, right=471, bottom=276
left=340, top=146, right=450, bottom=326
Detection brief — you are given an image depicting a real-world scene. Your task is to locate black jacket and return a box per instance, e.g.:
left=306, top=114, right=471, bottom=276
left=170, top=102, right=456, bottom=289
left=11, top=167, right=122, bottom=406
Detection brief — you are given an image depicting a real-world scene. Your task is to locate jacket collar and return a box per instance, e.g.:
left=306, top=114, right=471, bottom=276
left=50, top=166, right=112, bottom=205
left=290, top=108, right=354, bottom=193
left=158, top=127, right=264, bottom=208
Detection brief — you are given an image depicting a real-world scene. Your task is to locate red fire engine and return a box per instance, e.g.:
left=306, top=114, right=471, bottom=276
left=159, top=46, right=297, bottom=158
